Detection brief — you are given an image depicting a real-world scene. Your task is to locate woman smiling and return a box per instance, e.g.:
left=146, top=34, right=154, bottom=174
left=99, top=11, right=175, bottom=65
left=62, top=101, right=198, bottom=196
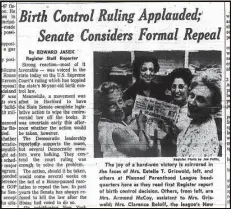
left=177, top=71, right=221, bottom=157
left=95, top=82, right=158, bottom=157
left=168, top=68, right=193, bottom=132
left=161, top=68, right=193, bottom=157
left=123, top=55, right=166, bottom=102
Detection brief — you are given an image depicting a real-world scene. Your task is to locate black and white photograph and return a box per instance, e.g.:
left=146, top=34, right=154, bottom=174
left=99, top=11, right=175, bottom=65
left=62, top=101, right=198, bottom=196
left=94, top=50, right=222, bottom=158
left=2, top=2, right=229, bottom=208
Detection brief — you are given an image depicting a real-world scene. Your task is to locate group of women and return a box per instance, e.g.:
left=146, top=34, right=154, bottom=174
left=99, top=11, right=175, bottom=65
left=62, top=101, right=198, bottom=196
left=95, top=56, right=222, bottom=158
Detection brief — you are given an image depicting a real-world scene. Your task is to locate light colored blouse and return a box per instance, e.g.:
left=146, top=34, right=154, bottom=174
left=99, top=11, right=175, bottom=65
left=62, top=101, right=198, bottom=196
left=177, top=116, right=219, bottom=157
left=98, top=118, right=139, bottom=157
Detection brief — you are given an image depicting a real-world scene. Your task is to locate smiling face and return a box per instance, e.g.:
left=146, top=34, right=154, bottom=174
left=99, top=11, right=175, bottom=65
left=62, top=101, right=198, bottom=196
left=171, top=78, right=189, bottom=106
left=187, top=85, right=213, bottom=120
left=139, top=62, right=155, bottom=84
left=104, top=89, right=125, bottom=122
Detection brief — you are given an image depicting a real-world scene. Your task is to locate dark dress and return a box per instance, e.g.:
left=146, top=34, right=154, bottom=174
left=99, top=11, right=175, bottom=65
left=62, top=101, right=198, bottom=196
left=123, top=81, right=167, bottom=102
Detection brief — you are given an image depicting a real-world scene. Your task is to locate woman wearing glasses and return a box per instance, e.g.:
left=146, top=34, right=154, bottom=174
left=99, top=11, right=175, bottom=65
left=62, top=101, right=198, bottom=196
left=161, top=68, right=193, bottom=156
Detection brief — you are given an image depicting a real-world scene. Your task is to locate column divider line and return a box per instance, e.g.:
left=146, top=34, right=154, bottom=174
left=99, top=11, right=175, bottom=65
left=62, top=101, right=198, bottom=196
left=16, top=2, right=19, bottom=208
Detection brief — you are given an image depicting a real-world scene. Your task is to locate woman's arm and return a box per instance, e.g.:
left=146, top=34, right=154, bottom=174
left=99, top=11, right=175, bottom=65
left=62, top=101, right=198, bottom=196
left=112, top=127, right=149, bottom=157
left=113, top=111, right=150, bottom=156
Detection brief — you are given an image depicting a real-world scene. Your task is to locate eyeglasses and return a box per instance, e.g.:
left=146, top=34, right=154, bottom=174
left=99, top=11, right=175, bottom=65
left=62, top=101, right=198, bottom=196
left=171, top=84, right=186, bottom=90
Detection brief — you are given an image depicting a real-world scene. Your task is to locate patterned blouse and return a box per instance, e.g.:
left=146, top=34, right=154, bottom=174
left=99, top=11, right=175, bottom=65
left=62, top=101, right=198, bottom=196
left=177, top=116, right=219, bottom=157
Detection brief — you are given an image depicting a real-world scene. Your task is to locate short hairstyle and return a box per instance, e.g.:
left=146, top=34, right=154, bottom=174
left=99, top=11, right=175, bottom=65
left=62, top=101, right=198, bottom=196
left=133, top=56, right=160, bottom=80
left=95, top=82, right=122, bottom=113
left=168, top=68, right=193, bottom=89
left=190, top=70, right=222, bottom=113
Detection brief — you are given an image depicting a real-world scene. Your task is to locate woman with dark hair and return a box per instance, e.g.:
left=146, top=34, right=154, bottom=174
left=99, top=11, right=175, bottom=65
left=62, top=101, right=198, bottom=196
left=168, top=68, right=193, bottom=107
left=123, top=56, right=166, bottom=101
left=168, top=68, right=193, bottom=131
left=161, top=68, right=193, bottom=156
left=95, top=82, right=159, bottom=157
left=122, top=56, right=166, bottom=127
left=177, top=70, right=221, bottom=157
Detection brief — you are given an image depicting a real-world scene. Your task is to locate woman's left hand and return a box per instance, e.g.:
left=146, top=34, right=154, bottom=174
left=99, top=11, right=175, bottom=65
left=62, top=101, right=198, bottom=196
left=135, top=110, right=147, bottom=130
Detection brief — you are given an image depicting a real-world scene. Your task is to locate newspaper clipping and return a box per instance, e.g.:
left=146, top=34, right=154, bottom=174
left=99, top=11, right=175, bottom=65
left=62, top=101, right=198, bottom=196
left=1, top=1, right=230, bottom=208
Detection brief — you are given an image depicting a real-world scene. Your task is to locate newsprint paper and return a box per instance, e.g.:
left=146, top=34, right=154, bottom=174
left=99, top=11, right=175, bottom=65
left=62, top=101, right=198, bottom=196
left=1, top=1, right=230, bottom=208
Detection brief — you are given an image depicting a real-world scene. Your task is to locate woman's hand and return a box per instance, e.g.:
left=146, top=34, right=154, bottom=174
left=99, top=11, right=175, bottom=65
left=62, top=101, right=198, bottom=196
left=124, top=99, right=134, bottom=116
left=161, top=121, right=172, bottom=133
left=124, top=98, right=134, bottom=108
left=161, top=120, right=179, bottom=135
left=171, top=123, right=180, bottom=136
left=135, top=110, right=147, bottom=130
left=151, top=129, right=162, bottom=157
